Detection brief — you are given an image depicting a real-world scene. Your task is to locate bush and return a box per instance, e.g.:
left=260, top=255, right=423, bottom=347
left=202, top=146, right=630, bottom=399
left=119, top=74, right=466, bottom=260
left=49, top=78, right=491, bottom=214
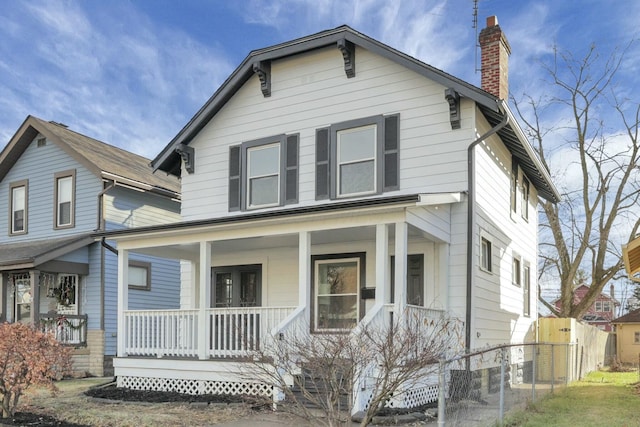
left=0, top=322, right=73, bottom=418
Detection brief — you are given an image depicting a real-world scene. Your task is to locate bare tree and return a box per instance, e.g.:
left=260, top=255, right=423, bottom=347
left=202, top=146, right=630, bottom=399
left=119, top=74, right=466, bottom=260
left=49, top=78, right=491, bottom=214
left=245, top=310, right=463, bottom=426
left=514, top=43, right=640, bottom=318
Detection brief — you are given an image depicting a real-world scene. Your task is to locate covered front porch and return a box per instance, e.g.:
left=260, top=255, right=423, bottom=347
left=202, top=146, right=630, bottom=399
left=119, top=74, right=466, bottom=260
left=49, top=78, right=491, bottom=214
left=110, top=197, right=457, bottom=397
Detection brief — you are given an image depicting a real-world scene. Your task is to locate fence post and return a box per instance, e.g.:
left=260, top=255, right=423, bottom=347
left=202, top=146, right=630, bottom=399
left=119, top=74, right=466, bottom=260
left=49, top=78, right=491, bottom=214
left=438, top=359, right=446, bottom=427
left=565, top=343, right=570, bottom=385
left=499, top=347, right=506, bottom=422
left=532, top=343, right=537, bottom=402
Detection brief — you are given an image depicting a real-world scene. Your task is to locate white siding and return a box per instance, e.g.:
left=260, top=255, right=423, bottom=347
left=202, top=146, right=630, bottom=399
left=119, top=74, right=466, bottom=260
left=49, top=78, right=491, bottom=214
left=180, top=46, right=476, bottom=220
left=104, top=186, right=180, bottom=230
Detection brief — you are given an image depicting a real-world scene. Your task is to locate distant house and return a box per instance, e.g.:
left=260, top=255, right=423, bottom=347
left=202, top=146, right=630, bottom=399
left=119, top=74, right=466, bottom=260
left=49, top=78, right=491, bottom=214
left=99, top=18, right=560, bottom=412
left=551, top=284, right=619, bottom=332
left=612, top=308, right=640, bottom=363
left=0, top=116, right=181, bottom=376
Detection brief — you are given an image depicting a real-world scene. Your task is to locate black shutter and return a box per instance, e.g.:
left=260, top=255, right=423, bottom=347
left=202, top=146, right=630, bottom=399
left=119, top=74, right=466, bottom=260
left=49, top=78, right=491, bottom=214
left=229, top=145, right=241, bottom=211
left=285, top=134, right=299, bottom=204
left=316, top=128, right=330, bottom=200
left=383, top=114, right=399, bottom=191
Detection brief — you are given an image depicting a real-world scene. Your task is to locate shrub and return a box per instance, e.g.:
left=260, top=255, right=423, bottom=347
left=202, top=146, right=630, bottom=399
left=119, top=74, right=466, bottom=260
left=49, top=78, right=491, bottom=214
left=0, top=322, right=73, bottom=418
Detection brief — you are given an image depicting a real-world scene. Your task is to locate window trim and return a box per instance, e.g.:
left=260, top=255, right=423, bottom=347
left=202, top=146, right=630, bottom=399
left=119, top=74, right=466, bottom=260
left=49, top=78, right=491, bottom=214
left=54, top=170, right=76, bottom=229
left=511, top=157, right=518, bottom=215
left=128, top=260, right=151, bottom=291
left=595, top=300, right=612, bottom=313
left=9, top=180, right=28, bottom=235
left=336, top=123, right=378, bottom=197
left=521, top=176, right=530, bottom=221
left=523, top=264, right=531, bottom=316
left=480, top=235, right=493, bottom=273
left=512, top=255, right=522, bottom=287
left=246, top=142, right=281, bottom=209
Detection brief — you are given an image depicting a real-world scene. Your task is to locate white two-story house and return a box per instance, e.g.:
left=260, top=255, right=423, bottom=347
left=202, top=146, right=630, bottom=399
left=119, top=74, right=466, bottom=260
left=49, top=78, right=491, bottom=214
left=0, top=116, right=181, bottom=376
left=101, top=19, right=559, bottom=408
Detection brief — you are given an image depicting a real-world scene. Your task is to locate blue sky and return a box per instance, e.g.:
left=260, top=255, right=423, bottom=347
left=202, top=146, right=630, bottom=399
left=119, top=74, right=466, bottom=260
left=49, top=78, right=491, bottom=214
left=2, top=0, right=639, bottom=160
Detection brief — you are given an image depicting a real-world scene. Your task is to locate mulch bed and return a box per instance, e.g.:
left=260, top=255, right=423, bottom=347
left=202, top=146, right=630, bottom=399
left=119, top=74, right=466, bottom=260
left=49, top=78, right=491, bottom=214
left=0, top=412, right=88, bottom=426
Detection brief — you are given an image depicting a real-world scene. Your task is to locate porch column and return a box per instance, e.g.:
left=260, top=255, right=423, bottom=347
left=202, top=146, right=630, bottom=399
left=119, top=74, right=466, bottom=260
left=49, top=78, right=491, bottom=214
left=375, top=224, right=389, bottom=304
left=394, top=221, right=408, bottom=314
left=30, top=270, right=40, bottom=325
left=299, top=231, right=311, bottom=325
left=117, top=249, right=129, bottom=358
left=198, top=241, right=211, bottom=360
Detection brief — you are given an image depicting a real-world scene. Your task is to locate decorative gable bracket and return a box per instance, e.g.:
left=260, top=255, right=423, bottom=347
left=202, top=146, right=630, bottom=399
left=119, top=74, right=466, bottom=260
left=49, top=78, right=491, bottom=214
left=175, top=143, right=195, bottom=174
left=253, top=61, right=271, bottom=97
left=444, top=88, right=461, bottom=130
left=337, top=38, right=355, bottom=78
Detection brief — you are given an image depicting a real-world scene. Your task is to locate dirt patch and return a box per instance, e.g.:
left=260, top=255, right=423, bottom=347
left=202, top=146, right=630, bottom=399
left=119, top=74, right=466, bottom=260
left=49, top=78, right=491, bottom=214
left=7, top=378, right=259, bottom=427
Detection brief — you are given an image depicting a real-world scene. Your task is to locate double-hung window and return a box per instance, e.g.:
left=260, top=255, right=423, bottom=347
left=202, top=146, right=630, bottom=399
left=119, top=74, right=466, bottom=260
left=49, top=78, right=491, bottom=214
left=54, top=170, right=75, bottom=228
left=316, top=114, right=399, bottom=200
left=9, top=180, right=28, bottom=235
left=228, top=134, right=299, bottom=211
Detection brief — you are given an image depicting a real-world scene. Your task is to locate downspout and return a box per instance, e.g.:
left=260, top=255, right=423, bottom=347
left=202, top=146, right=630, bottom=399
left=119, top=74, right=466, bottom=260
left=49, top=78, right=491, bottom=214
left=465, top=101, right=510, bottom=359
left=97, top=180, right=116, bottom=333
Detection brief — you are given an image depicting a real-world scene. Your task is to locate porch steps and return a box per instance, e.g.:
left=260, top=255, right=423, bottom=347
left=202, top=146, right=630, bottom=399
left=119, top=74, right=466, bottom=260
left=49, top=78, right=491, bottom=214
left=287, top=365, right=351, bottom=411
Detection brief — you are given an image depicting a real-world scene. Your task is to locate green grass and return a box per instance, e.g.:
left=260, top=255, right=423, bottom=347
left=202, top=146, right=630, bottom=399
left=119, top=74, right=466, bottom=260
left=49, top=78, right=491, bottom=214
left=500, top=370, right=640, bottom=427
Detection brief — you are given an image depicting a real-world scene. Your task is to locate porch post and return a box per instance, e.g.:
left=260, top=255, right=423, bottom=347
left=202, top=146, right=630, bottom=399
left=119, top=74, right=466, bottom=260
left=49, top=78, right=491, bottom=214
left=117, top=248, right=129, bottom=358
left=375, top=224, right=389, bottom=304
left=299, top=231, right=311, bottom=325
left=198, top=241, right=211, bottom=360
left=394, top=221, right=408, bottom=314
left=30, top=270, right=40, bottom=325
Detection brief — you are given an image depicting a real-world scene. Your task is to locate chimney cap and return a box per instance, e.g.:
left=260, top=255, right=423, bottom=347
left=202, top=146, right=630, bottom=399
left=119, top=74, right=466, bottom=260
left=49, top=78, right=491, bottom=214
left=486, top=16, right=499, bottom=28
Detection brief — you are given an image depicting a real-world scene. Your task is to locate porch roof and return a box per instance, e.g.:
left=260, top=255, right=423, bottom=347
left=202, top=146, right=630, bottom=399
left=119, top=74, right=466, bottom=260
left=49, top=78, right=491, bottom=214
left=0, top=234, right=95, bottom=271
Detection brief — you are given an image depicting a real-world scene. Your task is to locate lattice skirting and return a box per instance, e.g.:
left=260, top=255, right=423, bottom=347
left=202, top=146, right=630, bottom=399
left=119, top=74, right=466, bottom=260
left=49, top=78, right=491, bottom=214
left=117, top=376, right=273, bottom=398
left=385, top=384, right=440, bottom=408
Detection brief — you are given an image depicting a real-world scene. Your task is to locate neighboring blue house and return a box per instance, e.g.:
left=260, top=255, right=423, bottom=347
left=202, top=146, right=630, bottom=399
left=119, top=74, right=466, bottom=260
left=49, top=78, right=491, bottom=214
left=0, top=116, right=181, bottom=376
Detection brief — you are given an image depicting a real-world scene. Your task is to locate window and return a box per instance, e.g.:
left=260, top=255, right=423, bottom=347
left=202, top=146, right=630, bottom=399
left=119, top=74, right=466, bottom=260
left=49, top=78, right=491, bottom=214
left=521, top=176, right=530, bottom=220
left=595, top=300, right=612, bottom=312
left=316, top=114, right=399, bottom=200
left=9, top=180, right=28, bottom=235
left=635, top=331, right=640, bottom=344
left=128, top=261, right=151, bottom=290
left=54, top=170, right=75, bottom=228
left=481, top=237, right=492, bottom=272
left=229, top=134, right=298, bottom=211
left=512, top=256, right=521, bottom=287
left=523, top=265, right=531, bottom=316
left=511, top=158, right=518, bottom=214
left=312, top=253, right=364, bottom=332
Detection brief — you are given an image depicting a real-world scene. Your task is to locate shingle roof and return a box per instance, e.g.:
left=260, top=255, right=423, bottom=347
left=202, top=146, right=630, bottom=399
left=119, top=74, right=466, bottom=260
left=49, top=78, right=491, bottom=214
left=150, top=25, right=559, bottom=203
left=0, top=234, right=95, bottom=270
left=0, top=116, right=180, bottom=197
left=613, top=308, right=640, bottom=324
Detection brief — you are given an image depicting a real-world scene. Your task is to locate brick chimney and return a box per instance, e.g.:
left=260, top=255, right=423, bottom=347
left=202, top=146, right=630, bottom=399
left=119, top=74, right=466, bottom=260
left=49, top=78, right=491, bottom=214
left=479, top=15, right=511, bottom=100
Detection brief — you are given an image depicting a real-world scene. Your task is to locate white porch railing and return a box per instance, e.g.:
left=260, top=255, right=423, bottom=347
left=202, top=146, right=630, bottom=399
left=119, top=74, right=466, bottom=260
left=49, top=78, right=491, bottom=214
left=207, top=306, right=296, bottom=358
left=123, top=307, right=296, bottom=359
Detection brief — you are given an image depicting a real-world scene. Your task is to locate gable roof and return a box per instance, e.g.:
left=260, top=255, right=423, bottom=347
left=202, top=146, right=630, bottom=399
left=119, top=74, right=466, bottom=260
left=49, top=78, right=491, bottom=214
left=151, top=25, right=559, bottom=203
left=550, top=284, right=620, bottom=306
left=0, top=234, right=95, bottom=271
left=612, top=308, right=640, bottom=324
left=0, top=116, right=180, bottom=198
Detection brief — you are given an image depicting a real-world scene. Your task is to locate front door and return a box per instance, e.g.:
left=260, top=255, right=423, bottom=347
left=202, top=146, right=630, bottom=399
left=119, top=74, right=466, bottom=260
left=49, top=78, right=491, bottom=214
left=390, top=254, right=425, bottom=305
left=11, top=273, right=32, bottom=324
left=212, top=265, right=261, bottom=308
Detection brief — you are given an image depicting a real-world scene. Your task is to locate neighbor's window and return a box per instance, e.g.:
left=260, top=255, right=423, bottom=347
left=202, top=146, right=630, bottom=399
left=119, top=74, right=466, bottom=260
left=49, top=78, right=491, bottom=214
left=521, top=176, right=530, bottom=220
left=481, top=237, right=492, bottom=272
left=128, top=261, right=151, bottom=291
left=54, top=170, right=75, bottom=228
left=512, top=256, right=521, bottom=286
left=635, top=331, right=640, bottom=344
left=9, top=180, right=28, bottom=235
left=511, top=159, right=518, bottom=214
left=595, top=301, right=612, bottom=312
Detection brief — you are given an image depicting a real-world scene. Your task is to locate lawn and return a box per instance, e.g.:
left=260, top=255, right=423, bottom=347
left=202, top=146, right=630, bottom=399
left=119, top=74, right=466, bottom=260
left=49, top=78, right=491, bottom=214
left=501, top=370, right=640, bottom=427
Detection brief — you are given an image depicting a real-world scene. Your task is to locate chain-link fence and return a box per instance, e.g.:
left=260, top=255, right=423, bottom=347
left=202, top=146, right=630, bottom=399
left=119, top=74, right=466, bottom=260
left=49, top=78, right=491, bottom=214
left=436, top=342, right=578, bottom=426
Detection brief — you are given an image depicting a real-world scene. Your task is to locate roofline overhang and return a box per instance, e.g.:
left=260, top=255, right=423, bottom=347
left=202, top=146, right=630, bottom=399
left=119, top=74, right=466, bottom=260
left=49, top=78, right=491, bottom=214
left=101, top=172, right=181, bottom=200
left=0, top=235, right=96, bottom=271
left=151, top=25, right=502, bottom=176
left=95, top=193, right=433, bottom=241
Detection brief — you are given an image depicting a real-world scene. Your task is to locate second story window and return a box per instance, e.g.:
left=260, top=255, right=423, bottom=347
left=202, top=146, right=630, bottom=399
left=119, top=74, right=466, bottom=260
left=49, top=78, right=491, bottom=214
left=228, top=134, right=298, bottom=212
left=521, top=176, right=530, bottom=221
left=481, top=236, right=492, bottom=272
left=595, top=300, right=612, bottom=312
left=337, top=124, right=377, bottom=196
left=54, top=170, right=75, bottom=229
left=9, top=180, right=28, bottom=235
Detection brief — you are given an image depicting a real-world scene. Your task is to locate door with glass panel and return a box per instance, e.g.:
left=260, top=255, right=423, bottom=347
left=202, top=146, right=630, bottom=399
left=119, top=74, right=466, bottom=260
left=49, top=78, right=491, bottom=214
left=313, top=255, right=363, bottom=331
left=12, top=273, right=32, bottom=324
left=210, top=265, right=261, bottom=353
